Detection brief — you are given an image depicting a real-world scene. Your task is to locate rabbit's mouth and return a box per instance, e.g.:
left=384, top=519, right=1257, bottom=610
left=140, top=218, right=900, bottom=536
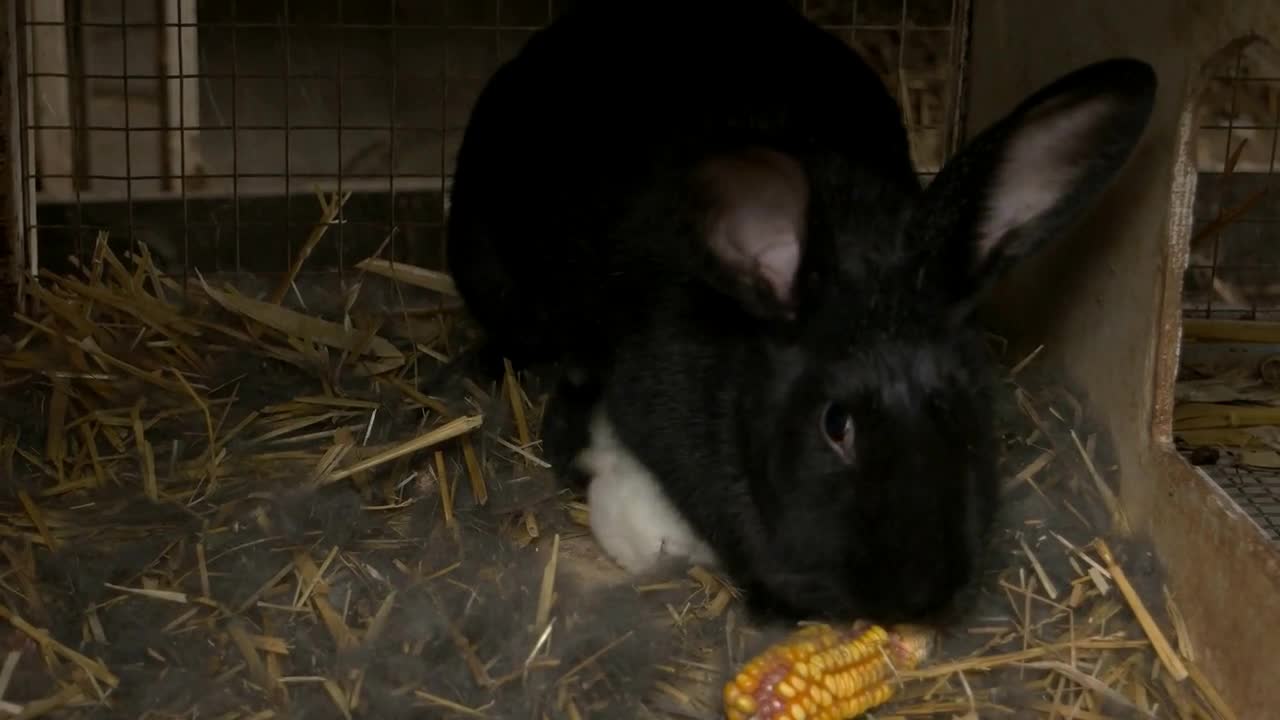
left=746, top=567, right=966, bottom=630
left=744, top=501, right=990, bottom=630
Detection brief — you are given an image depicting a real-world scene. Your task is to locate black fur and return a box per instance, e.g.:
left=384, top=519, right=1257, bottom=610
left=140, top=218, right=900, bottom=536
left=446, top=0, right=1156, bottom=628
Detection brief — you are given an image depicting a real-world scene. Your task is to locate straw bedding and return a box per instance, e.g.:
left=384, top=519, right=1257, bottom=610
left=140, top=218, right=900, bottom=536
left=0, top=209, right=1236, bottom=719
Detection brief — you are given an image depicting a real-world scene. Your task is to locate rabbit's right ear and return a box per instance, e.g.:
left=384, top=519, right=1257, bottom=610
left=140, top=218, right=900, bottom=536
left=910, top=58, right=1158, bottom=317
left=692, top=147, right=811, bottom=320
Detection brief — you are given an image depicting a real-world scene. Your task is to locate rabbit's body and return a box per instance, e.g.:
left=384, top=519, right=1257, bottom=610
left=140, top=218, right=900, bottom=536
left=447, top=0, right=914, bottom=371
left=447, top=0, right=1157, bottom=626
left=577, top=404, right=719, bottom=575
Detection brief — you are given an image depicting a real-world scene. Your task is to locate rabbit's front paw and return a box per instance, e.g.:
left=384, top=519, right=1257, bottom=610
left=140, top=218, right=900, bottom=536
left=576, top=408, right=717, bottom=574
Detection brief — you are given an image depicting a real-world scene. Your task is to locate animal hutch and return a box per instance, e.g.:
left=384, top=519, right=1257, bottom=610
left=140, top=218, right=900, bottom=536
left=0, top=0, right=1277, bottom=718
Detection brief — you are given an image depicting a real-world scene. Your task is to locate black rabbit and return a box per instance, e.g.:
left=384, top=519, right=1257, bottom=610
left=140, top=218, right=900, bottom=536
left=445, top=0, right=1157, bottom=627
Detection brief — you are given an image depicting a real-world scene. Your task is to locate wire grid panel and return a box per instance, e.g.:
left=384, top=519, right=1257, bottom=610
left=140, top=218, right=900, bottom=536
left=15, top=0, right=968, bottom=288
left=1199, top=464, right=1280, bottom=544
left=1186, top=40, right=1280, bottom=321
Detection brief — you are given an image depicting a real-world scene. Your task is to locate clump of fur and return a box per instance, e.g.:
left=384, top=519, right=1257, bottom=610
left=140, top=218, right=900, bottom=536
left=13, top=425, right=719, bottom=720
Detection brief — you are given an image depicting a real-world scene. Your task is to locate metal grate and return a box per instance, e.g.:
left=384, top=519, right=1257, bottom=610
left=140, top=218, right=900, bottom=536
left=799, top=0, right=971, bottom=181
left=1179, top=39, right=1280, bottom=546
left=1200, top=464, right=1280, bottom=543
left=1185, top=41, right=1280, bottom=321
left=10, top=0, right=969, bottom=299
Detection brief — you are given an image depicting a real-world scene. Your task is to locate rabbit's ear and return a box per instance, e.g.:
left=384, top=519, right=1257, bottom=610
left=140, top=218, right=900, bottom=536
left=693, top=147, right=810, bottom=319
left=912, top=58, right=1157, bottom=314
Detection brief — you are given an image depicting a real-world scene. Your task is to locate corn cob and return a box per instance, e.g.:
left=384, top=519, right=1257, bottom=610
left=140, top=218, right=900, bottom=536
left=723, top=621, right=932, bottom=720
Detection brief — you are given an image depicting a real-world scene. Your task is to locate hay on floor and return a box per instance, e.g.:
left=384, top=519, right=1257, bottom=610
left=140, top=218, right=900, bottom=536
left=1175, top=318, right=1280, bottom=469
left=0, top=209, right=1237, bottom=719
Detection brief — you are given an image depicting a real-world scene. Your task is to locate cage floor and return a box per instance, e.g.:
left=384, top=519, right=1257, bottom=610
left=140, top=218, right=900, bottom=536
left=0, top=244, right=1237, bottom=718
left=1174, top=339, right=1280, bottom=546
left=1201, top=464, right=1280, bottom=543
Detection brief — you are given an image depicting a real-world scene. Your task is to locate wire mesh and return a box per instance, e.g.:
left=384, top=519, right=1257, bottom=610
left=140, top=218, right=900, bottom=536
left=1186, top=41, right=1280, bottom=321
left=12, top=0, right=969, bottom=295
left=1200, top=464, right=1280, bottom=543
left=1179, top=39, right=1280, bottom=545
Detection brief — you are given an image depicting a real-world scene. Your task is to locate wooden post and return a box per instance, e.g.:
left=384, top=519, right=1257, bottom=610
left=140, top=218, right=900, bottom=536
left=3, top=0, right=30, bottom=307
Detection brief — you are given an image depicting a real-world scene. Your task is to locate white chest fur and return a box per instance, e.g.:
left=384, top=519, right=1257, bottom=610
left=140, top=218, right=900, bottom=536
left=574, top=406, right=718, bottom=574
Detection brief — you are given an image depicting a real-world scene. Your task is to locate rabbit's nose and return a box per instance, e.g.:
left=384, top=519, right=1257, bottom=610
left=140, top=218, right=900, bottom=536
left=898, top=581, right=939, bottom=618
left=887, top=568, right=961, bottom=622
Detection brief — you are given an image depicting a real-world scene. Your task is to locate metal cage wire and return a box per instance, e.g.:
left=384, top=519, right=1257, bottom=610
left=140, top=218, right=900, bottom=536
left=1180, top=38, right=1280, bottom=546
left=1187, top=40, right=1280, bottom=321
left=10, top=0, right=970, bottom=300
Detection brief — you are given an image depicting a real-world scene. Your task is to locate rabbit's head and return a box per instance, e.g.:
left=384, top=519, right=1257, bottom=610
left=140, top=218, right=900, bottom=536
left=685, top=59, right=1157, bottom=625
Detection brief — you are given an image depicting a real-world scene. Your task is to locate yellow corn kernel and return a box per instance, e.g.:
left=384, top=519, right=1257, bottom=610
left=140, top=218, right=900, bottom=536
left=723, top=622, right=932, bottom=720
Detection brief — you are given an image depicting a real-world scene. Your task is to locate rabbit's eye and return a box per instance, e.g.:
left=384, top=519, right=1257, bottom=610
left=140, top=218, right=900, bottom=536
left=821, top=402, right=856, bottom=463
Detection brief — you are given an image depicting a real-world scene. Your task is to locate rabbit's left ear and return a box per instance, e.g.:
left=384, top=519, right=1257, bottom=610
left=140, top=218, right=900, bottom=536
left=911, top=58, right=1158, bottom=315
left=693, top=147, right=810, bottom=319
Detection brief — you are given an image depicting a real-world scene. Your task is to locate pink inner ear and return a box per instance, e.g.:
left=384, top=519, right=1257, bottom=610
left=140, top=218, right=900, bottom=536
left=698, top=148, right=809, bottom=306
left=754, top=237, right=803, bottom=302
left=975, top=96, right=1116, bottom=264
left=707, top=215, right=803, bottom=303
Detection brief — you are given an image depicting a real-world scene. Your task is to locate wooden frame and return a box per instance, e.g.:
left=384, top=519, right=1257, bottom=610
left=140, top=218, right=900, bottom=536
left=967, top=2, right=1280, bottom=715
left=3, top=0, right=29, bottom=307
